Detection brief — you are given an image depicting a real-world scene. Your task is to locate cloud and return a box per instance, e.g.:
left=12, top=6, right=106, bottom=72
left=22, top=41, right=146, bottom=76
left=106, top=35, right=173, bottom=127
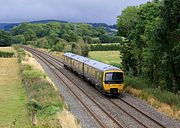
left=0, top=0, right=150, bottom=24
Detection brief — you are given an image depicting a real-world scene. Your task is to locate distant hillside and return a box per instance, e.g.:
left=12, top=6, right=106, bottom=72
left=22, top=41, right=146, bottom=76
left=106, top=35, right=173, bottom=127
left=0, top=23, right=20, bottom=31
left=0, top=20, right=68, bottom=31
left=31, top=19, right=68, bottom=24
left=88, top=23, right=117, bottom=33
left=0, top=20, right=117, bottom=33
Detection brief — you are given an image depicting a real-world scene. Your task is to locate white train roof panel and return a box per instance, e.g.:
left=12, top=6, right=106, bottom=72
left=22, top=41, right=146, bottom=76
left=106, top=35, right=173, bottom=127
left=64, top=52, right=89, bottom=63
left=84, top=59, right=120, bottom=71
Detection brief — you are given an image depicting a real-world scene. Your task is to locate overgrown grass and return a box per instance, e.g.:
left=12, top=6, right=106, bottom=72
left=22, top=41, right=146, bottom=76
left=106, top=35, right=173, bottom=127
left=14, top=45, right=81, bottom=127
left=125, top=76, right=180, bottom=120
left=14, top=45, right=64, bottom=126
left=125, top=76, right=180, bottom=108
left=23, top=64, right=64, bottom=126
left=13, top=45, right=25, bottom=62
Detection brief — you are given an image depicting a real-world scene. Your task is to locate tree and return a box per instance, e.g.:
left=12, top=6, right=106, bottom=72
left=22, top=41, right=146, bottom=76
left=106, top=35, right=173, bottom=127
left=71, top=39, right=90, bottom=56
left=92, top=38, right=101, bottom=44
left=23, top=29, right=37, bottom=42
left=99, top=34, right=112, bottom=43
left=36, top=37, right=49, bottom=48
left=53, top=39, right=68, bottom=52
left=11, top=35, right=25, bottom=44
left=83, top=36, right=93, bottom=44
left=117, top=0, right=180, bottom=93
left=0, top=30, right=12, bottom=46
left=117, top=1, right=160, bottom=76
left=117, top=6, right=138, bottom=38
left=152, top=0, right=180, bottom=92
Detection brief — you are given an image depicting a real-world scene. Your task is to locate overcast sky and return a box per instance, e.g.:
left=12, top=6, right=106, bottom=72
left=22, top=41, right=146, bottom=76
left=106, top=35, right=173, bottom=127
left=0, top=0, right=150, bottom=24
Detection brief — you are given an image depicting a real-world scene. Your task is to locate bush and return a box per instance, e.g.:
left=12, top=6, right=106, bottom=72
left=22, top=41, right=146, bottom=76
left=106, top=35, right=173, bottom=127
left=92, top=38, right=100, bottom=44
left=23, top=69, right=45, bottom=80
left=13, top=45, right=25, bottom=62
left=72, top=39, right=90, bottom=56
left=0, top=51, right=14, bottom=57
left=125, top=76, right=150, bottom=89
left=90, top=43, right=121, bottom=51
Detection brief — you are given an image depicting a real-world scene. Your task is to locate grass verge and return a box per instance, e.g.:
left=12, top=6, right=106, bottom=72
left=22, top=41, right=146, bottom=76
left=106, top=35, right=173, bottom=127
left=125, top=76, right=180, bottom=120
left=15, top=45, right=81, bottom=127
left=23, top=64, right=64, bottom=127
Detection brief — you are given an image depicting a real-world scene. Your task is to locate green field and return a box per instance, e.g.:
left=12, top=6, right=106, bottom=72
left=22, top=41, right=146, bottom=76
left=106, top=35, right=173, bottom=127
left=0, top=47, right=30, bottom=128
left=88, top=51, right=122, bottom=67
left=0, top=55, right=29, bottom=127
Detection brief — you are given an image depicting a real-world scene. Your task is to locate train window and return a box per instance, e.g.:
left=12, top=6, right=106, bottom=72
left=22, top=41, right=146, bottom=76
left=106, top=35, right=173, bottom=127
left=75, top=61, right=77, bottom=68
left=95, top=71, right=97, bottom=78
left=84, top=66, right=86, bottom=72
left=100, top=73, right=102, bottom=80
left=96, top=71, right=100, bottom=80
left=90, top=67, right=92, bottom=75
left=91, top=67, right=94, bottom=76
left=71, top=60, right=73, bottom=65
left=77, top=62, right=79, bottom=69
left=105, top=72, right=123, bottom=84
left=93, top=68, right=95, bottom=77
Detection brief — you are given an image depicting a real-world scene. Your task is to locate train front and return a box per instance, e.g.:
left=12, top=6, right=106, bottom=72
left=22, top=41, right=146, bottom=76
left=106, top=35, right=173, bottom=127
left=103, top=70, right=125, bottom=95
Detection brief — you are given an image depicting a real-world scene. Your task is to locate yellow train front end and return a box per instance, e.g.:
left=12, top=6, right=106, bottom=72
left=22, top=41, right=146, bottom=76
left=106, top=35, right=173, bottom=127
left=103, top=70, right=125, bottom=95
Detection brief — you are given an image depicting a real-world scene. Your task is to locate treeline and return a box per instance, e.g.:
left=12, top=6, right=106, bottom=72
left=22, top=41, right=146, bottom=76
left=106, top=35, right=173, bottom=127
left=117, top=0, right=180, bottom=93
left=0, top=22, right=123, bottom=55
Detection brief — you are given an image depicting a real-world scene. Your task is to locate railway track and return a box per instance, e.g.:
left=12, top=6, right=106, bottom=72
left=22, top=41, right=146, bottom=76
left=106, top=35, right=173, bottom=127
left=117, top=97, right=167, bottom=128
left=24, top=47, right=123, bottom=128
left=23, top=46, right=170, bottom=128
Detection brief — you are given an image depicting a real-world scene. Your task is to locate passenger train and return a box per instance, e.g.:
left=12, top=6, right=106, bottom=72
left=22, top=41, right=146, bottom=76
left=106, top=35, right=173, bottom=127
left=63, top=53, right=125, bottom=96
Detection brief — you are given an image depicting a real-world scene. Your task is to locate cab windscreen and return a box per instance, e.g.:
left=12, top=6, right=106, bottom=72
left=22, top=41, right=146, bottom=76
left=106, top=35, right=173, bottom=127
left=104, top=72, right=123, bottom=84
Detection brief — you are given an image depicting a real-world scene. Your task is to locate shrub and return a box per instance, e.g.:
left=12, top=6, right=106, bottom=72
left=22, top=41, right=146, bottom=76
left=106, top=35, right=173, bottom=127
left=13, top=45, right=25, bottom=62
left=125, top=76, right=150, bottom=89
left=23, top=69, right=45, bottom=80
left=90, top=43, right=121, bottom=51
left=0, top=51, right=14, bottom=57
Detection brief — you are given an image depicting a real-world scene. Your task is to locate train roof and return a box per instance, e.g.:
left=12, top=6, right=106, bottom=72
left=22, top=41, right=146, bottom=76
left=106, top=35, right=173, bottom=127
left=84, top=59, right=120, bottom=72
left=64, top=52, right=120, bottom=72
left=64, top=52, right=89, bottom=63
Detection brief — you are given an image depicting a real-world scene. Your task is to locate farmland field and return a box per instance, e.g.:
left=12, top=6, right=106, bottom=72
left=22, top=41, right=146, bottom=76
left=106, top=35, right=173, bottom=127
left=88, top=51, right=122, bottom=67
left=0, top=47, right=29, bottom=127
